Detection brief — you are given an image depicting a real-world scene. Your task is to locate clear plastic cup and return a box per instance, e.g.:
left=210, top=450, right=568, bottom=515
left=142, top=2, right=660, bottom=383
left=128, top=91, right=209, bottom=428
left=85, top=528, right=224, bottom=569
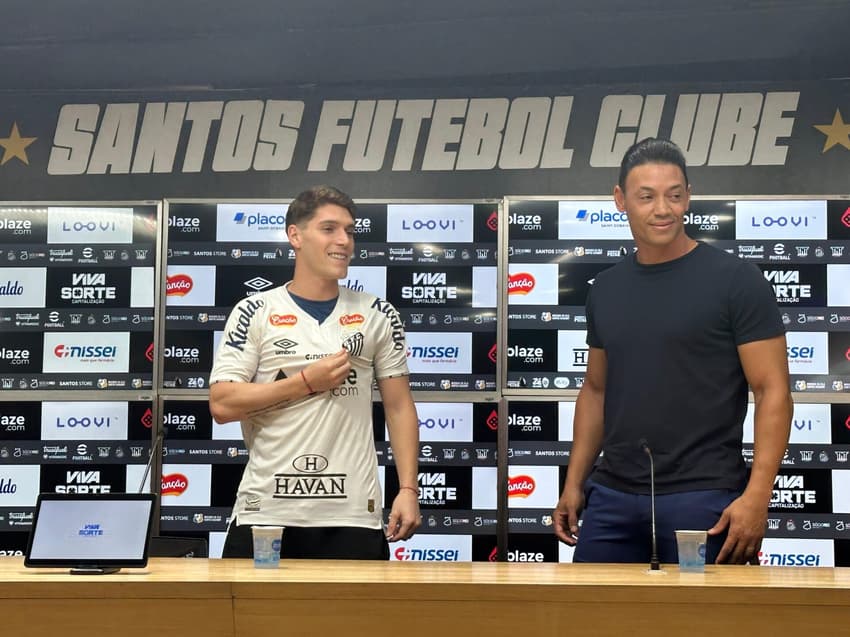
left=251, top=525, right=284, bottom=568
left=675, top=529, right=707, bottom=573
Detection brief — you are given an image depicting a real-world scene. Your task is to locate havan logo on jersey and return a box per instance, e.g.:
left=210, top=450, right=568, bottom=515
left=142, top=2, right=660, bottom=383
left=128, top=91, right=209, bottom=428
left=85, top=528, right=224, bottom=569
left=273, top=454, right=347, bottom=499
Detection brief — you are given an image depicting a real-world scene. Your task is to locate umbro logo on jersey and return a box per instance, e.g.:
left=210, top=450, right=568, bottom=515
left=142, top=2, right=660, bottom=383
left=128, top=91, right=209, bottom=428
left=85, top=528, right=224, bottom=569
left=273, top=338, right=298, bottom=355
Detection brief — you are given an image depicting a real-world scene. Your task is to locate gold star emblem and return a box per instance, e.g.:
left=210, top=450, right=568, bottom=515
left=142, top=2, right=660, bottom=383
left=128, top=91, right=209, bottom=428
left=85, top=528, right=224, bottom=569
left=0, top=122, right=37, bottom=166
left=813, top=109, right=850, bottom=152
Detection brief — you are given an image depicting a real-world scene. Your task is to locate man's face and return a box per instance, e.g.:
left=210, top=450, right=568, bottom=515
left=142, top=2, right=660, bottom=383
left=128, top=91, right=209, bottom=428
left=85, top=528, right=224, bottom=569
left=287, top=203, right=355, bottom=281
left=613, top=162, right=691, bottom=251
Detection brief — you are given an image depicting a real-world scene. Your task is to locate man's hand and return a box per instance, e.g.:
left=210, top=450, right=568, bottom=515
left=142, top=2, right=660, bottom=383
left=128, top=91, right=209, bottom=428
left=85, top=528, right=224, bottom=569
left=708, top=494, right=767, bottom=564
left=385, top=490, right=420, bottom=541
left=553, top=483, right=584, bottom=545
left=301, top=349, right=351, bottom=393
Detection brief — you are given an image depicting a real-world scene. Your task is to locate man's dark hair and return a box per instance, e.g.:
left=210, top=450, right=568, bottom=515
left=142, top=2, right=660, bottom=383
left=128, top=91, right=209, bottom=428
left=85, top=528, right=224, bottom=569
left=286, top=185, right=356, bottom=228
left=618, top=138, right=689, bottom=191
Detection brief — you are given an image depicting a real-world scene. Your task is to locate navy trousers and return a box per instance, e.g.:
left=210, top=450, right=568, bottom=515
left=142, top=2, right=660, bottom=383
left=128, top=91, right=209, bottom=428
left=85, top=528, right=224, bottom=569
left=573, top=480, right=740, bottom=564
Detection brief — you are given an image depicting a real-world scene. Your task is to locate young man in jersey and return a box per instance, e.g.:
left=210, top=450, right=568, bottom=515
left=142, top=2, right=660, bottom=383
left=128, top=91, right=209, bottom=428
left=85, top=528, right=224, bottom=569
left=553, top=138, right=792, bottom=565
left=210, top=185, right=420, bottom=559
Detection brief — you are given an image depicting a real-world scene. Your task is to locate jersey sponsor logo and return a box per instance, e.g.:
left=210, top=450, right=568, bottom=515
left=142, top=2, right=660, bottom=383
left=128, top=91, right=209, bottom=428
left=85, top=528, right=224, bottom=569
left=507, top=273, right=535, bottom=295
left=224, top=298, right=265, bottom=351
left=269, top=313, right=297, bottom=327
left=292, top=454, right=329, bottom=473
left=161, top=473, right=189, bottom=496
left=272, top=338, right=298, bottom=355
left=340, top=313, right=365, bottom=326
left=273, top=474, right=347, bottom=498
left=331, top=368, right=359, bottom=397
left=508, top=475, right=536, bottom=498
left=166, top=274, right=193, bottom=296
left=370, top=298, right=405, bottom=350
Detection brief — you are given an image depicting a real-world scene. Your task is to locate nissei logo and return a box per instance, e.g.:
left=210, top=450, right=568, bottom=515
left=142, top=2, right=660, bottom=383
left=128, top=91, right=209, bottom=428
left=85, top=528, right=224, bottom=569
left=407, top=346, right=459, bottom=360
left=508, top=475, right=536, bottom=498
left=576, top=209, right=628, bottom=225
left=787, top=346, right=814, bottom=360
left=508, top=273, right=535, bottom=295
left=394, top=547, right=460, bottom=561
left=53, top=344, right=117, bottom=360
left=161, top=473, right=189, bottom=496
left=758, top=551, right=821, bottom=566
left=166, top=274, right=193, bottom=296
left=233, top=211, right=286, bottom=228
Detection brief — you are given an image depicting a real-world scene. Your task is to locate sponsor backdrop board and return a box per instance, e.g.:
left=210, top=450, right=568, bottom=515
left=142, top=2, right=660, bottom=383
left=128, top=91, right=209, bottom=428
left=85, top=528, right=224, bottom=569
left=164, top=201, right=498, bottom=392
left=505, top=198, right=850, bottom=394
left=0, top=400, right=156, bottom=551
left=0, top=204, right=157, bottom=392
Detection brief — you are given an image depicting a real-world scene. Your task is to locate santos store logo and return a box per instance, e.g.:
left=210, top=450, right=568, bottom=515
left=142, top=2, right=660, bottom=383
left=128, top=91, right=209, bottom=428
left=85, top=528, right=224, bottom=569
left=386, top=204, right=473, bottom=243
left=558, top=201, right=633, bottom=240
left=41, top=402, right=128, bottom=441
left=46, top=207, right=134, bottom=244
left=735, top=201, right=827, bottom=240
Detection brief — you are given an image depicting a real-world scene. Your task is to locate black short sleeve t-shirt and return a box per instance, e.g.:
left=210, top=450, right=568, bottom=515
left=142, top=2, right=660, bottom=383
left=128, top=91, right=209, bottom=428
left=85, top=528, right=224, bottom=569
left=586, top=242, right=784, bottom=494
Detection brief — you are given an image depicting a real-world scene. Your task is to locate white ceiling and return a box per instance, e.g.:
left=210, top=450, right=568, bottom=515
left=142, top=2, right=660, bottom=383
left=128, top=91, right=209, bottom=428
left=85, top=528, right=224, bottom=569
left=2, top=0, right=849, bottom=92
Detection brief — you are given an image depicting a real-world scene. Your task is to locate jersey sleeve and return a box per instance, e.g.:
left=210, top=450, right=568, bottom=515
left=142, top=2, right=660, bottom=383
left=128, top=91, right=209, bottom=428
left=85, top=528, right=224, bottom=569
left=585, top=280, right=603, bottom=349
left=370, top=297, right=410, bottom=379
left=209, top=296, right=266, bottom=383
left=728, top=260, right=785, bottom=345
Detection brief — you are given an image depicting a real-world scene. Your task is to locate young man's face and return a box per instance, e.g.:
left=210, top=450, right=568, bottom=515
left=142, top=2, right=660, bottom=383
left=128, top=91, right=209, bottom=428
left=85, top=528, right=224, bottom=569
left=287, top=203, right=355, bottom=281
left=613, top=162, right=691, bottom=252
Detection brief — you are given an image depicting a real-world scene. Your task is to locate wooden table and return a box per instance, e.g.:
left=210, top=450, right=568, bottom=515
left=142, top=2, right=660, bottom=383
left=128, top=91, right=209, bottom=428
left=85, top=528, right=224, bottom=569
left=1, top=558, right=848, bottom=636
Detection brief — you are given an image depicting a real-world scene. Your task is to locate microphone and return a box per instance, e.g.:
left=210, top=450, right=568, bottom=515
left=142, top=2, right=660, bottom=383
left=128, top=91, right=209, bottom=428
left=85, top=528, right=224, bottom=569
left=137, top=425, right=167, bottom=493
left=639, top=438, right=661, bottom=571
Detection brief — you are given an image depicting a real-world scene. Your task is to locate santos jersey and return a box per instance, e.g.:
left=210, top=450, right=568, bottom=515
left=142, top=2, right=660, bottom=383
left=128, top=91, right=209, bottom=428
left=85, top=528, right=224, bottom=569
left=210, top=283, right=408, bottom=529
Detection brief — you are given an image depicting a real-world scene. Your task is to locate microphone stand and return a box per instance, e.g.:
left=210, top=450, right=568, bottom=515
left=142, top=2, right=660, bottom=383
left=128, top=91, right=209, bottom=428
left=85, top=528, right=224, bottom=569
left=640, top=439, right=661, bottom=571
left=138, top=426, right=167, bottom=494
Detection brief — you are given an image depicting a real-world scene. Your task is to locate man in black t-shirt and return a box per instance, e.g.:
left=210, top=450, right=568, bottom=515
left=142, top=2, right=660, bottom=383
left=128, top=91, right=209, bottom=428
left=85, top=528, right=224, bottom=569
left=553, top=138, right=792, bottom=565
